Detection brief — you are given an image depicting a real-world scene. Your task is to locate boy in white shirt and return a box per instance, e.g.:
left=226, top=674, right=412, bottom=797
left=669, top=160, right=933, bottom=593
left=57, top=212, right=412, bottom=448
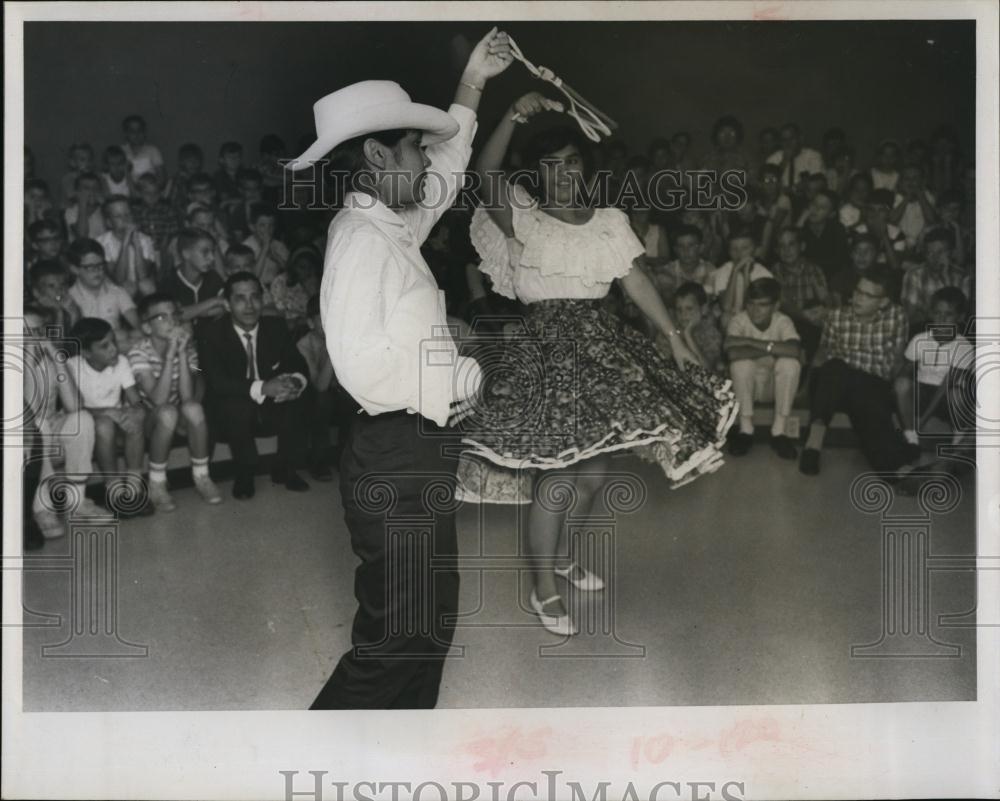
left=709, top=227, right=773, bottom=328
left=98, top=196, right=158, bottom=298
left=724, top=278, right=803, bottom=458
left=894, top=286, right=974, bottom=448
left=66, top=317, right=153, bottom=517
left=296, top=28, right=512, bottom=710
left=101, top=146, right=132, bottom=198
left=122, top=114, right=165, bottom=187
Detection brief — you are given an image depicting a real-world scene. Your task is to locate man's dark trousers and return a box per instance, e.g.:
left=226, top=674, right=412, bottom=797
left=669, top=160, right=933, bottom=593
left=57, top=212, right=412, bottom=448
left=809, top=357, right=914, bottom=471
left=310, top=410, right=461, bottom=709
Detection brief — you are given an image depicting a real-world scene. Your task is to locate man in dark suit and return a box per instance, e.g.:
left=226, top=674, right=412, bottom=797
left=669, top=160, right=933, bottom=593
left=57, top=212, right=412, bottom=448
left=199, top=271, right=310, bottom=498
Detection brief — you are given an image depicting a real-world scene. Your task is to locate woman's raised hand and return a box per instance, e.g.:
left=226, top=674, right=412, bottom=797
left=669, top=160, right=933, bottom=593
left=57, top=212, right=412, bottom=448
left=510, top=91, right=564, bottom=122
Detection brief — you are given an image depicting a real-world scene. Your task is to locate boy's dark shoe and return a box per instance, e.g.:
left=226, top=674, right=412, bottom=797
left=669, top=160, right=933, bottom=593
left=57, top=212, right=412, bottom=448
left=728, top=432, right=754, bottom=456
left=799, top=447, right=821, bottom=476
left=272, top=464, right=309, bottom=492
left=770, top=435, right=798, bottom=460
left=283, top=470, right=310, bottom=492
left=232, top=471, right=255, bottom=500
left=308, top=460, right=334, bottom=482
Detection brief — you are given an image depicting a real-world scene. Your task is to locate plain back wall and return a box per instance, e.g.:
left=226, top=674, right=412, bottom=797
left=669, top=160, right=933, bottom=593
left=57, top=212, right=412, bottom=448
left=25, top=20, right=974, bottom=191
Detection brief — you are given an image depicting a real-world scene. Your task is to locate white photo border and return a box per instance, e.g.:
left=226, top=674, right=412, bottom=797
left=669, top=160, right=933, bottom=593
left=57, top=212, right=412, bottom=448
left=4, top=2, right=999, bottom=800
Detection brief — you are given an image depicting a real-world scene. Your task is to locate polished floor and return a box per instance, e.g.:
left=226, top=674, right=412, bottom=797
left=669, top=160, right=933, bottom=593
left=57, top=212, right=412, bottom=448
left=20, top=443, right=977, bottom=711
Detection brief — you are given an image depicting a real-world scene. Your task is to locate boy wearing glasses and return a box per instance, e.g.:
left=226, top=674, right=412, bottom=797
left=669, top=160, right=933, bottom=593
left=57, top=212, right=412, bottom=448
left=799, top=268, right=916, bottom=477
left=66, top=238, right=141, bottom=346
left=128, top=293, right=222, bottom=511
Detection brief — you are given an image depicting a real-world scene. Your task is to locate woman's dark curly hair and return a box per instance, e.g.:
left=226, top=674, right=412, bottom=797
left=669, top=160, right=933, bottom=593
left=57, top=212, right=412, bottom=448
left=516, top=125, right=595, bottom=200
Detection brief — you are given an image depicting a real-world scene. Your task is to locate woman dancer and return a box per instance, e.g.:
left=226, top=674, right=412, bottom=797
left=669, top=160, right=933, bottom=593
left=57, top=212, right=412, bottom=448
left=457, top=92, right=737, bottom=636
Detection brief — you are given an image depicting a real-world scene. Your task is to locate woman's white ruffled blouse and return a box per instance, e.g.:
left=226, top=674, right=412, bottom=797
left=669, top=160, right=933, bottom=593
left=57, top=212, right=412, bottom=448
left=470, top=184, right=645, bottom=304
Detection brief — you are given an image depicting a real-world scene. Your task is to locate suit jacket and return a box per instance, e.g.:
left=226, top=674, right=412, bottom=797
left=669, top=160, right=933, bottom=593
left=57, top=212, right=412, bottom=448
left=198, top=315, right=309, bottom=404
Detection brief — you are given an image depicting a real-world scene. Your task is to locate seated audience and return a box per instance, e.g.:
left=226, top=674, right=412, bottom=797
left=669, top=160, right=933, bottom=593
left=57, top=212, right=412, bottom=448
left=64, top=172, right=107, bottom=243
left=98, top=195, right=158, bottom=298
left=932, top=189, right=968, bottom=269
left=24, top=179, right=63, bottom=237
left=131, top=171, right=180, bottom=259
left=102, top=145, right=132, bottom=198
left=769, top=227, right=831, bottom=362
left=242, top=203, right=288, bottom=288
left=671, top=282, right=724, bottom=375
left=851, top=189, right=906, bottom=271
left=66, top=317, right=153, bottom=517
left=121, top=114, right=165, bottom=187
left=59, top=142, right=96, bottom=207
left=646, top=224, right=715, bottom=309
left=270, top=245, right=322, bottom=331
left=198, top=272, right=310, bottom=499
left=890, top=164, right=938, bottom=255
left=724, top=277, right=802, bottom=459
left=838, top=172, right=873, bottom=231
left=128, top=293, right=222, bottom=511
left=798, top=189, right=849, bottom=284
left=799, top=268, right=917, bottom=477
left=900, top=226, right=971, bottom=332
left=222, top=168, right=264, bottom=243
left=167, top=143, right=205, bottom=215
left=765, top=122, right=823, bottom=197
left=256, top=134, right=288, bottom=204
left=160, top=228, right=228, bottom=338
left=708, top=228, right=773, bottom=327
left=830, top=232, right=898, bottom=308
left=894, top=287, right=975, bottom=452
left=870, top=139, right=901, bottom=191
left=26, top=219, right=67, bottom=271
left=66, top=238, right=141, bottom=345
left=214, top=141, right=244, bottom=205
left=29, top=259, right=81, bottom=334
left=23, top=306, right=104, bottom=539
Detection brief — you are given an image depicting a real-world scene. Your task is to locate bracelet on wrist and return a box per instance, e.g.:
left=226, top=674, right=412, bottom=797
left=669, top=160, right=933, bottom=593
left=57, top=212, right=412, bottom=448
left=460, top=79, right=484, bottom=93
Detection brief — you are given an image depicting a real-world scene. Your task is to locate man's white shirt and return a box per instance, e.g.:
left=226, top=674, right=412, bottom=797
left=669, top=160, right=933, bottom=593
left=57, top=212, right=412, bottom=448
left=320, top=103, right=482, bottom=426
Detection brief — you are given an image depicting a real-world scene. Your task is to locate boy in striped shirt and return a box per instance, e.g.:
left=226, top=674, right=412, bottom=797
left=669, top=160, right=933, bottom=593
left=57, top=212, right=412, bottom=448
left=128, top=293, right=221, bottom=510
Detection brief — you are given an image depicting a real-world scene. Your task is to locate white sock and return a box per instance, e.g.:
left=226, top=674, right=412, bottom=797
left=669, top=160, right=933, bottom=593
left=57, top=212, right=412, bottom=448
left=771, top=415, right=787, bottom=438
left=904, top=429, right=920, bottom=445
left=191, top=457, right=209, bottom=479
left=739, top=416, right=754, bottom=435
left=149, top=462, right=167, bottom=484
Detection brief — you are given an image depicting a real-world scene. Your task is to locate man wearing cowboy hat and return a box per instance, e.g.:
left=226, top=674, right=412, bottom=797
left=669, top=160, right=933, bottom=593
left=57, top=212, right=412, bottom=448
left=295, top=28, right=513, bottom=709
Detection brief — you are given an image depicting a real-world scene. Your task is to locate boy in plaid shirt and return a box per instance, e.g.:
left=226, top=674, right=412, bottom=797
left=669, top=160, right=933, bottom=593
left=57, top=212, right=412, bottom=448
left=900, top=226, right=972, bottom=332
left=770, top=227, right=831, bottom=362
left=132, top=171, right=180, bottom=261
left=800, top=268, right=918, bottom=477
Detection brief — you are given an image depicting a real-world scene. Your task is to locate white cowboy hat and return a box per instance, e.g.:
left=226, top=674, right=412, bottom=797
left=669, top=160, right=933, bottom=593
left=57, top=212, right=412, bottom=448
left=286, top=80, right=459, bottom=171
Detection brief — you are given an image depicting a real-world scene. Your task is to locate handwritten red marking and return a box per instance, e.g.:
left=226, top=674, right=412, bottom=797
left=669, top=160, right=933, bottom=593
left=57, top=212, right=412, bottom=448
left=463, top=726, right=552, bottom=776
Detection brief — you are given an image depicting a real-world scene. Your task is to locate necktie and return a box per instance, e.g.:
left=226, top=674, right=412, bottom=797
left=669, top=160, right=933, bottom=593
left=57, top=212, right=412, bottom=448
left=244, top=332, right=257, bottom=381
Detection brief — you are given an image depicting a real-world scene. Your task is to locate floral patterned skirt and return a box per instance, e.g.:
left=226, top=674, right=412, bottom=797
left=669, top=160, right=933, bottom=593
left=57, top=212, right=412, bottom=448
left=455, top=298, right=738, bottom=504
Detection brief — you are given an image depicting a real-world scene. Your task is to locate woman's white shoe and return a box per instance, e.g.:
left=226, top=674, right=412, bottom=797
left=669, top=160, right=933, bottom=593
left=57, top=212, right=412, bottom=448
left=529, top=589, right=578, bottom=636
left=554, top=562, right=605, bottom=592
